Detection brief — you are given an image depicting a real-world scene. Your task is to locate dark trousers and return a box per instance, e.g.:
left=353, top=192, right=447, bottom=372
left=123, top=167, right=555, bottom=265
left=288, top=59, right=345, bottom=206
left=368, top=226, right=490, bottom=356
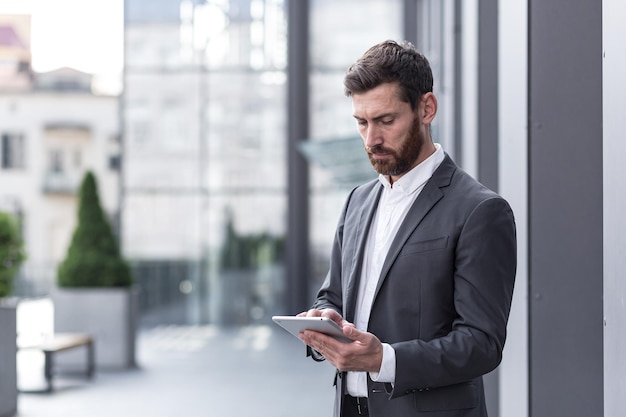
left=342, top=395, right=369, bottom=417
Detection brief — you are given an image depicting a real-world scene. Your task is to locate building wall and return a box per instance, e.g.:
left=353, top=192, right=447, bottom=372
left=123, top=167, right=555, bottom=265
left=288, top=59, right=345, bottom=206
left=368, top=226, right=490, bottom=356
left=463, top=1, right=625, bottom=416
left=0, top=91, right=120, bottom=291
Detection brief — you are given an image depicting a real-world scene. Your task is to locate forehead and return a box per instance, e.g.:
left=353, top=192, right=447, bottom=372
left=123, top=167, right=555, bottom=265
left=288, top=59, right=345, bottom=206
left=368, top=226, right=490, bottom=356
left=351, top=83, right=412, bottom=118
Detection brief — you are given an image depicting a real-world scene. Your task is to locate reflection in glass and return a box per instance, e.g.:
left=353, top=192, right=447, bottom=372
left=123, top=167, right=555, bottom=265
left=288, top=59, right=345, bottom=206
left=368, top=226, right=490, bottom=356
left=307, top=0, right=402, bottom=286
left=123, top=0, right=287, bottom=326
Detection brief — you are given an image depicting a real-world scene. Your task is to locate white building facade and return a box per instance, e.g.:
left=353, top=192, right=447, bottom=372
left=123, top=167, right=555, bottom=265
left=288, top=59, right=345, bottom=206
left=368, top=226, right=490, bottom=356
left=0, top=69, right=121, bottom=294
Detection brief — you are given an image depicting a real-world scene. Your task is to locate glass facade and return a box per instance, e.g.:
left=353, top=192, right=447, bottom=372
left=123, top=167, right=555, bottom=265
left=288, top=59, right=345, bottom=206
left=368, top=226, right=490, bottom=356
left=307, top=0, right=402, bottom=286
left=122, top=0, right=453, bottom=326
left=123, top=0, right=287, bottom=325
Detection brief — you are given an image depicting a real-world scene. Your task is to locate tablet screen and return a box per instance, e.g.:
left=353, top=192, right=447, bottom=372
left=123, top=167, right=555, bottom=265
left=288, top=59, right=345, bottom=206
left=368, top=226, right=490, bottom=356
left=272, top=316, right=351, bottom=343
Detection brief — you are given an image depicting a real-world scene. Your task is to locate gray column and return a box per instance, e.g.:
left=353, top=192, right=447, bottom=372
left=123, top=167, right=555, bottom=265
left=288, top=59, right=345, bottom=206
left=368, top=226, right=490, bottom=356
left=528, top=1, right=603, bottom=416
left=286, top=0, right=311, bottom=314
left=403, top=0, right=418, bottom=45
left=453, top=0, right=463, bottom=162
left=477, top=0, right=498, bottom=192
left=477, top=1, right=499, bottom=415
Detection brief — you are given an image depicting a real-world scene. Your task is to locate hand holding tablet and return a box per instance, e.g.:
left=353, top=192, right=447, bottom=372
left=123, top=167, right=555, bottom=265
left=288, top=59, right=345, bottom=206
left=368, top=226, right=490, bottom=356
left=272, top=315, right=352, bottom=343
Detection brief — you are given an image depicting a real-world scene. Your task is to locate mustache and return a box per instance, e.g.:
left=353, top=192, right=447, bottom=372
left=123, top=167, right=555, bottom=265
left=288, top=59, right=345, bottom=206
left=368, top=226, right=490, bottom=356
left=365, top=144, right=393, bottom=155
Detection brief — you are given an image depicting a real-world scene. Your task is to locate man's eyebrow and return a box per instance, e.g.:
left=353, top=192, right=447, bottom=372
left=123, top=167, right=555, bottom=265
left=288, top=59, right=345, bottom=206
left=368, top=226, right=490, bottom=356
left=353, top=113, right=398, bottom=121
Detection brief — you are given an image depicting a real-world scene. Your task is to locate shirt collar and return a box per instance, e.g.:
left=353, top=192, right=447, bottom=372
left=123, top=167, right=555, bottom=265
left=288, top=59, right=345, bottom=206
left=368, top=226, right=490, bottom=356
left=377, top=143, right=445, bottom=195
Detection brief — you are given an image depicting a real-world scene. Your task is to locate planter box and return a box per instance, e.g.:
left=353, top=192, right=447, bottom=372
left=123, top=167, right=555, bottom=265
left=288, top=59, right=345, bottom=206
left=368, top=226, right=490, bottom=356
left=52, top=287, right=138, bottom=369
left=0, top=301, right=18, bottom=417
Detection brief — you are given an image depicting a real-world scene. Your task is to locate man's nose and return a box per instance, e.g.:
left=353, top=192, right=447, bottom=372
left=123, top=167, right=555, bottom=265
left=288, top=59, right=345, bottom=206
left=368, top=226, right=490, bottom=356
left=364, top=125, right=382, bottom=148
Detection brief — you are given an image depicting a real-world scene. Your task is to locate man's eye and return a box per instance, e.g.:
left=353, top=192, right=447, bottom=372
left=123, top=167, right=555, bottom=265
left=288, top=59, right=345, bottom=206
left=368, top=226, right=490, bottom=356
left=381, top=119, right=393, bottom=125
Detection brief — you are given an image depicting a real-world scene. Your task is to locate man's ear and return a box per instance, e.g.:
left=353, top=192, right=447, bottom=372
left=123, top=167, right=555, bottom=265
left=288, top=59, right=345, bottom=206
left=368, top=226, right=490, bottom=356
left=421, top=92, right=438, bottom=124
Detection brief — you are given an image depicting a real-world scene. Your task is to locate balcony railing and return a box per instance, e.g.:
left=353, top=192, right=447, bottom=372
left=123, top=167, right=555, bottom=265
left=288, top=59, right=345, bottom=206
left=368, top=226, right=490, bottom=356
left=41, top=171, right=82, bottom=194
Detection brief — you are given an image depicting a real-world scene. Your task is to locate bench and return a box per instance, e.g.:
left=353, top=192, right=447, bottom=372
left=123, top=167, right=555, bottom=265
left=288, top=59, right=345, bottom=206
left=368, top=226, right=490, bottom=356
left=18, top=333, right=95, bottom=392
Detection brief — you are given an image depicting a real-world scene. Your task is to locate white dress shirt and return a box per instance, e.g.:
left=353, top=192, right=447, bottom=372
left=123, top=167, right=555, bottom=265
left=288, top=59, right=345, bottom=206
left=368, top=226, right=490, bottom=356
left=346, top=143, right=445, bottom=397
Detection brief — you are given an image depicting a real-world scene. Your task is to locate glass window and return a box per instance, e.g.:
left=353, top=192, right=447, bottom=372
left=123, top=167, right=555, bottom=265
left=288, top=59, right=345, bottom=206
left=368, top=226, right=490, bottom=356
left=310, top=0, right=402, bottom=69
left=196, top=0, right=287, bottom=71
left=125, top=100, right=151, bottom=149
left=1, top=133, right=26, bottom=169
left=73, top=149, right=82, bottom=169
left=308, top=0, right=402, bottom=283
left=161, top=99, right=192, bottom=150
left=204, top=194, right=286, bottom=324
left=123, top=0, right=287, bottom=325
left=48, top=149, right=63, bottom=173
left=205, top=71, right=286, bottom=191
left=124, top=73, right=201, bottom=190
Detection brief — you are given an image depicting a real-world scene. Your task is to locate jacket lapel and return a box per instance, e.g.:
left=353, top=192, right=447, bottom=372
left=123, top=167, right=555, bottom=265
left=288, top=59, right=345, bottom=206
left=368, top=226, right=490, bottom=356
left=374, top=155, right=457, bottom=297
left=344, top=182, right=382, bottom=322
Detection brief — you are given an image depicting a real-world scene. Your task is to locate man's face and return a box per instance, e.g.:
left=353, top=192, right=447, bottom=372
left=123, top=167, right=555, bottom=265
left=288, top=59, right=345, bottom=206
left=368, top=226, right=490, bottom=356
left=352, top=83, right=425, bottom=181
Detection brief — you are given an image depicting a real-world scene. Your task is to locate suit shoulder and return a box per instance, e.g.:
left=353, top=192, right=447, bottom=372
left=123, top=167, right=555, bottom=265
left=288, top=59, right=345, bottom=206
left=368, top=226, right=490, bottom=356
left=449, top=168, right=511, bottom=209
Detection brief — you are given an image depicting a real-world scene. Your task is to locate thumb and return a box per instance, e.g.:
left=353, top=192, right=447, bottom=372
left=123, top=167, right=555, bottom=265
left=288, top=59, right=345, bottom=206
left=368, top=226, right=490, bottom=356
left=344, top=325, right=364, bottom=341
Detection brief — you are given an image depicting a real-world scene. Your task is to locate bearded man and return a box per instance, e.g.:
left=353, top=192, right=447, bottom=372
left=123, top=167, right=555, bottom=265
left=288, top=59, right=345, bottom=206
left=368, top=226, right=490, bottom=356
left=298, top=40, right=517, bottom=417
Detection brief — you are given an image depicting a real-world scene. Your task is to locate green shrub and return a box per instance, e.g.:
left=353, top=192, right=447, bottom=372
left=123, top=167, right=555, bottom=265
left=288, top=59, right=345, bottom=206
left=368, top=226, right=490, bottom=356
left=0, top=211, right=26, bottom=298
left=57, top=171, right=132, bottom=287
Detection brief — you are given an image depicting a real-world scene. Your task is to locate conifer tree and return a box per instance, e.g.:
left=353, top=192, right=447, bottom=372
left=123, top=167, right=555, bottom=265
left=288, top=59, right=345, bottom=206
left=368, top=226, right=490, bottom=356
left=57, top=171, right=132, bottom=287
left=0, top=211, right=25, bottom=297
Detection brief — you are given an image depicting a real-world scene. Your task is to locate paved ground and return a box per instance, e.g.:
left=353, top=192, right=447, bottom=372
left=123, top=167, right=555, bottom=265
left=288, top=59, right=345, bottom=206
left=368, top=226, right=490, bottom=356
left=16, top=324, right=336, bottom=417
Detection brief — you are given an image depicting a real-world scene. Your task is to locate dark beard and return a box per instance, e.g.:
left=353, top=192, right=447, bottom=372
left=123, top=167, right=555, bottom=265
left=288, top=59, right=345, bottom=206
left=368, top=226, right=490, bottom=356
left=366, top=117, right=423, bottom=177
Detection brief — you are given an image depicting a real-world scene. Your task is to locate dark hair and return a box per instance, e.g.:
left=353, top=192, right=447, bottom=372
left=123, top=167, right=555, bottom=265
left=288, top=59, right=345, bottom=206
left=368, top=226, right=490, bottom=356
left=344, top=40, right=433, bottom=110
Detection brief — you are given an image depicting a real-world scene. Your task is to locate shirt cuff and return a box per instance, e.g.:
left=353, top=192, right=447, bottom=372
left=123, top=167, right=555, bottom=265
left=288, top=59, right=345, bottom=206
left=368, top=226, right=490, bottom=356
left=369, top=343, right=396, bottom=384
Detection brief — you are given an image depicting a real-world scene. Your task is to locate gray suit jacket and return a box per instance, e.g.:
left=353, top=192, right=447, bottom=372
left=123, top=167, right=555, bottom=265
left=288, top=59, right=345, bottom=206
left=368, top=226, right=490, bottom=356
left=312, top=154, right=517, bottom=417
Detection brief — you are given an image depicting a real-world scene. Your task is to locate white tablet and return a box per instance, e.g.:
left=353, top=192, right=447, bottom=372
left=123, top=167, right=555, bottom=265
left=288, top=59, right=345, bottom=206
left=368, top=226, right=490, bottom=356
left=272, top=315, right=351, bottom=343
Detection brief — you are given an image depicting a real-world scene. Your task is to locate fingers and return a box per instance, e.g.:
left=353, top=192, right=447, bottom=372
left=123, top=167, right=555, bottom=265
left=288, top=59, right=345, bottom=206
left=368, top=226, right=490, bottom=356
left=296, top=309, right=321, bottom=317
left=300, top=331, right=341, bottom=364
left=300, top=328, right=383, bottom=373
left=320, top=309, right=346, bottom=327
left=299, top=308, right=345, bottom=324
